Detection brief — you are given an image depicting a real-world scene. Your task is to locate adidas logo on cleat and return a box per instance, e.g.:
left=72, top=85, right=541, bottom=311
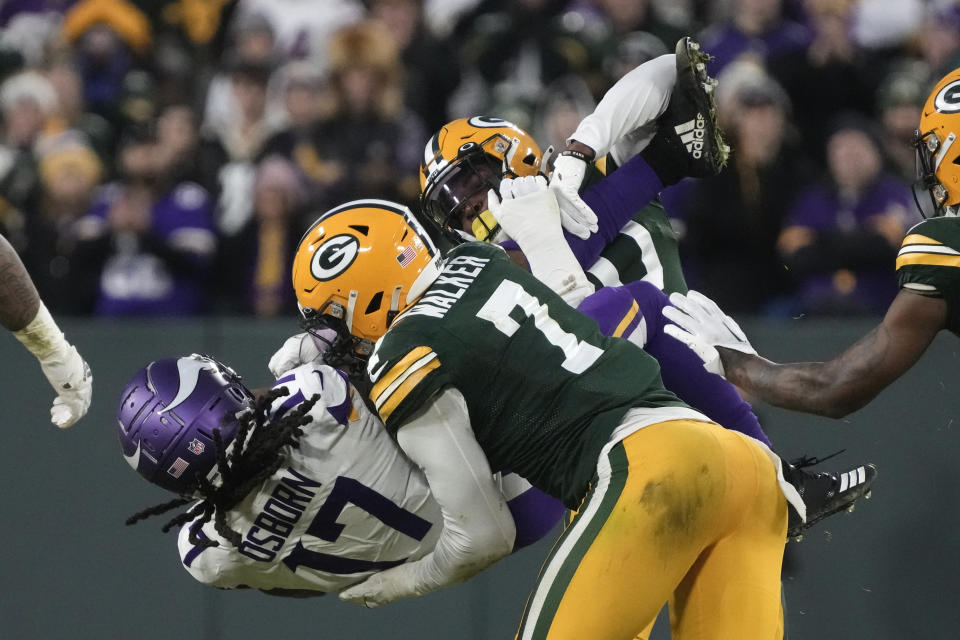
left=675, top=113, right=706, bottom=158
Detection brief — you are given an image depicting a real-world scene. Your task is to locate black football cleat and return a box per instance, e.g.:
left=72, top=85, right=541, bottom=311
left=782, top=457, right=877, bottom=539
left=642, top=37, right=730, bottom=184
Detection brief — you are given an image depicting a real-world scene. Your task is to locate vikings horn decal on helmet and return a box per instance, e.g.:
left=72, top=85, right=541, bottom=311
left=915, top=66, right=960, bottom=217
left=419, top=116, right=545, bottom=231
left=292, top=199, right=443, bottom=373
left=117, top=354, right=253, bottom=494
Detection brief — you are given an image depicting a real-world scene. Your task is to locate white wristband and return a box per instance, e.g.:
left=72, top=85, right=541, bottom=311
left=12, top=302, right=71, bottom=363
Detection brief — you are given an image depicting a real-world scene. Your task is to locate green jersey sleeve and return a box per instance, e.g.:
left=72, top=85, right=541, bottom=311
left=368, top=325, right=450, bottom=433
left=896, top=218, right=960, bottom=334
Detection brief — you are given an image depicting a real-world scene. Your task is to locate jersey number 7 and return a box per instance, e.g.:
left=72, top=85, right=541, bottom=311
left=477, top=279, right=603, bottom=373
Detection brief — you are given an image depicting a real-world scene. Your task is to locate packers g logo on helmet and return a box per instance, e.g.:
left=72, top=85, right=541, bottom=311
left=310, top=234, right=360, bottom=281
left=934, top=80, right=960, bottom=114
left=915, top=67, right=960, bottom=217
left=292, top=200, right=442, bottom=374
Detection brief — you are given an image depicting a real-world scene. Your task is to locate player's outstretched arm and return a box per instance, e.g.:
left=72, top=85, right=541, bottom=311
left=0, top=233, right=40, bottom=331
left=2, top=234, right=93, bottom=428
left=720, top=290, right=946, bottom=418
left=339, top=387, right=514, bottom=608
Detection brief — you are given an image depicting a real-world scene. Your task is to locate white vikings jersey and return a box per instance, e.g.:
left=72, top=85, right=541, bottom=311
left=177, top=363, right=443, bottom=593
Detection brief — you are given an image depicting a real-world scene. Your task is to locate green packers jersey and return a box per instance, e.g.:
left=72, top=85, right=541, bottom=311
left=587, top=201, right=688, bottom=295
left=896, top=217, right=960, bottom=335
left=369, top=242, right=686, bottom=508
left=585, top=158, right=687, bottom=295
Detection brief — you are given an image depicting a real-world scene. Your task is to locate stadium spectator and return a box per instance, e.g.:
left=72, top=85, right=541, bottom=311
left=71, top=124, right=217, bottom=316
left=20, top=131, right=103, bottom=314
left=876, top=63, right=928, bottom=183
left=214, top=155, right=307, bottom=317
left=778, top=114, right=918, bottom=316
left=0, top=70, right=60, bottom=242
left=201, top=12, right=278, bottom=147
left=60, top=0, right=151, bottom=121
left=200, top=54, right=277, bottom=234
left=231, top=0, right=364, bottom=64
left=582, top=0, right=688, bottom=56
left=530, top=76, right=596, bottom=157
left=367, top=0, right=461, bottom=132
left=768, top=0, right=879, bottom=161
left=916, top=3, right=960, bottom=81
left=448, top=0, right=590, bottom=119
left=698, top=0, right=812, bottom=75
left=307, top=19, right=426, bottom=207
left=260, top=61, right=333, bottom=175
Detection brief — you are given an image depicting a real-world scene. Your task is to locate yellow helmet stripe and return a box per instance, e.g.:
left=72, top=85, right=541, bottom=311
left=377, top=357, right=442, bottom=422
left=896, top=252, right=960, bottom=270
left=371, top=346, right=435, bottom=404
left=611, top=300, right=640, bottom=338
left=901, top=233, right=944, bottom=247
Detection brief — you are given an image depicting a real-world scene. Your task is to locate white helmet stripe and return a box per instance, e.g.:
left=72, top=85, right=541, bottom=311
left=936, top=132, right=957, bottom=170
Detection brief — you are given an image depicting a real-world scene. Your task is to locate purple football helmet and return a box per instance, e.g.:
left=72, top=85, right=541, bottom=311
left=117, top=354, right=254, bottom=493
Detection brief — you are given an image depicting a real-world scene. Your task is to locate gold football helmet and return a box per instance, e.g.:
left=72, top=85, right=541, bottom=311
left=419, top=116, right=545, bottom=232
left=915, top=66, right=960, bottom=217
left=292, top=199, right=442, bottom=374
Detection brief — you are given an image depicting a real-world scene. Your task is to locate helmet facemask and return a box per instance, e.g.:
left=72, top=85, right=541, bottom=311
left=912, top=128, right=958, bottom=217
left=421, top=146, right=503, bottom=233
left=300, top=300, right=375, bottom=380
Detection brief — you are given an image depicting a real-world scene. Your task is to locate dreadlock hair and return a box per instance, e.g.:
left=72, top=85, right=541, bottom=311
left=125, top=386, right=321, bottom=549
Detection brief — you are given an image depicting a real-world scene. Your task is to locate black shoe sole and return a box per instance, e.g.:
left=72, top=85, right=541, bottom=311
left=673, top=37, right=730, bottom=172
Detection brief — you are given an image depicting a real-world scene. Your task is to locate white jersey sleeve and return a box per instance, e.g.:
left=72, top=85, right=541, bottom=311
left=177, top=364, right=442, bottom=593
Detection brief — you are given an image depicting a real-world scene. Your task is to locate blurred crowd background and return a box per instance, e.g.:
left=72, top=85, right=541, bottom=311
left=0, top=0, right=955, bottom=319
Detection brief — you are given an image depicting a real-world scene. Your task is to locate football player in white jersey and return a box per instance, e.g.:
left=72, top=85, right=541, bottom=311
left=119, top=354, right=560, bottom=596
left=2, top=233, right=92, bottom=428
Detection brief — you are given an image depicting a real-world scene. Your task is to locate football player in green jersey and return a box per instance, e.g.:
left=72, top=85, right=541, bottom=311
left=292, top=199, right=799, bottom=639
left=662, top=66, right=960, bottom=419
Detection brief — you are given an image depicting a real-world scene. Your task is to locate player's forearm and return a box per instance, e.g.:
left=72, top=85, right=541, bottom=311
left=356, top=388, right=515, bottom=603
left=0, top=234, right=40, bottom=331
left=367, top=526, right=512, bottom=602
left=720, top=348, right=879, bottom=419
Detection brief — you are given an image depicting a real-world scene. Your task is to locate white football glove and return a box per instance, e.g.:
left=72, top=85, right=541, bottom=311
left=13, top=303, right=93, bottom=428
left=482, top=175, right=553, bottom=244
left=548, top=152, right=599, bottom=240
left=268, top=331, right=330, bottom=378
left=339, top=573, right=394, bottom=608
left=662, top=290, right=757, bottom=377
left=41, top=345, right=93, bottom=429
left=499, top=174, right=549, bottom=200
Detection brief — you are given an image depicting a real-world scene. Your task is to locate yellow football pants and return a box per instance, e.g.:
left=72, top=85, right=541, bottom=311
left=515, top=419, right=787, bottom=640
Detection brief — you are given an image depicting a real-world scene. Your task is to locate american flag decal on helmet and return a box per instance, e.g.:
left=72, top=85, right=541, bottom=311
left=187, top=438, right=205, bottom=455
left=397, top=245, right=417, bottom=267
left=168, top=457, right=190, bottom=478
